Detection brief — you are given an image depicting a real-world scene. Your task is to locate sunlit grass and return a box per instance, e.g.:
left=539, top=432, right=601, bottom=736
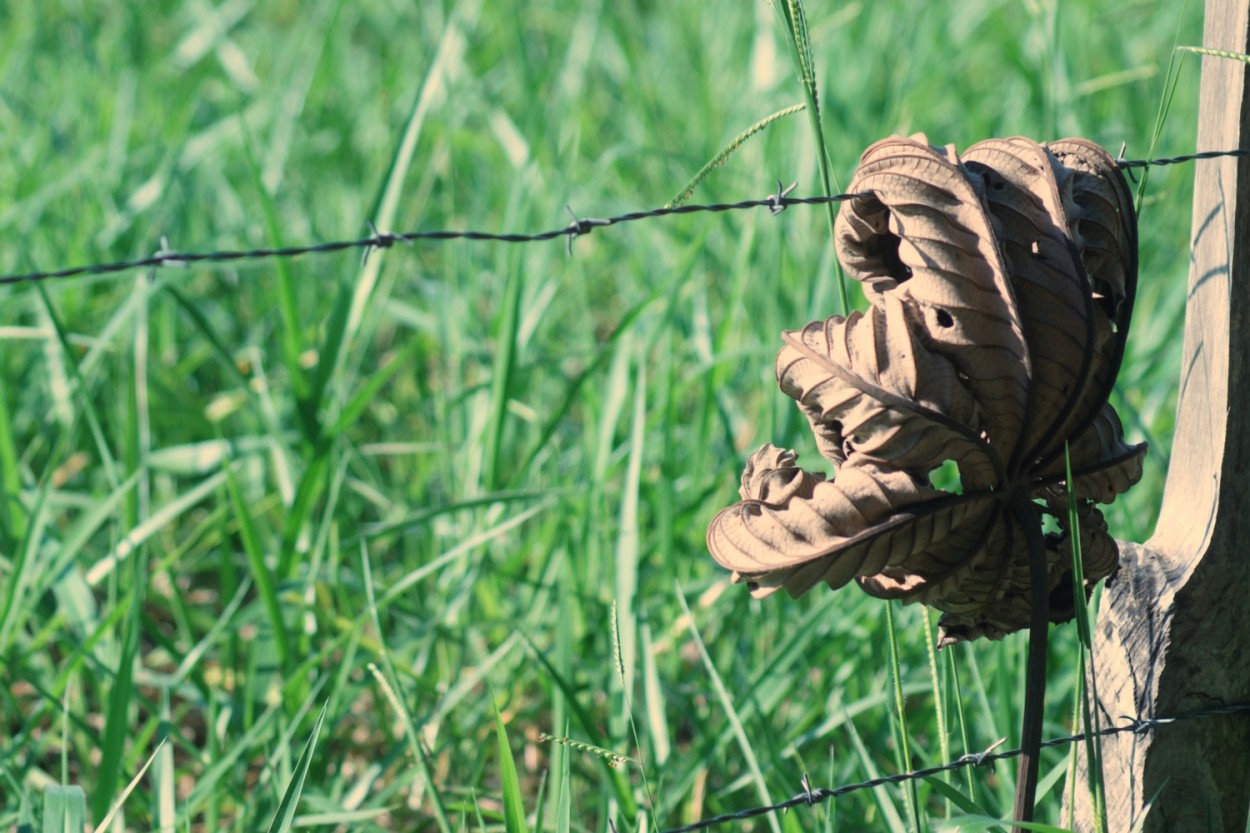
left=0, top=1, right=1202, bottom=831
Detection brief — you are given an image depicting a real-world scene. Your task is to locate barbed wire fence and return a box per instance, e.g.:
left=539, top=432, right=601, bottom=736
left=6, top=146, right=1250, bottom=829
left=651, top=703, right=1250, bottom=833
left=4, top=148, right=1250, bottom=289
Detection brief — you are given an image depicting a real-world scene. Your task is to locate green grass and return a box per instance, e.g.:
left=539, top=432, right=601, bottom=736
left=0, top=0, right=1202, bottom=831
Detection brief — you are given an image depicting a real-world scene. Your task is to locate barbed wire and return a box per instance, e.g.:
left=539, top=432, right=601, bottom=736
left=1114, top=146, right=1250, bottom=168
left=652, top=702, right=1250, bottom=833
left=0, top=191, right=862, bottom=287
left=3, top=148, right=1250, bottom=289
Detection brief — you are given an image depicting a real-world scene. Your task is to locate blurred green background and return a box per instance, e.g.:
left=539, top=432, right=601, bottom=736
left=0, top=0, right=1202, bottom=830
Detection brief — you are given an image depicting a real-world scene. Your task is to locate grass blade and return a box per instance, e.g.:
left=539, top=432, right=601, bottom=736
left=494, top=704, right=531, bottom=833
left=92, top=543, right=145, bottom=824
left=886, top=602, right=923, bottom=832
left=677, top=583, right=781, bottom=833
left=265, top=705, right=327, bottom=833
left=360, top=544, right=454, bottom=833
left=1065, top=443, right=1106, bottom=832
left=86, top=470, right=226, bottom=587
left=41, top=785, right=85, bottom=833
left=0, top=485, right=50, bottom=655
left=0, top=368, right=24, bottom=542
left=326, top=334, right=423, bottom=437
left=1136, top=1, right=1192, bottom=211
left=924, top=777, right=998, bottom=822
left=554, top=721, right=573, bottom=833
left=95, top=738, right=167, bottom=833
left=224, top=463, right=291, bottom=671
left=667, top=103, right=806, bottom=207
left=773, top=0, right=850, bottom=313
left=335, top=1, right=476, bottom=384
left=842, top=702, right=909, bottom=833
left=925, top=607, right=952, bottom=818
left=239, top=119, right=311, bottom=431
left=485, top=259, right=523, bottom=491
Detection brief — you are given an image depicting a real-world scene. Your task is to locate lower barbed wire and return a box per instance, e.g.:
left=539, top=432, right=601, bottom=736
left=653, top=703, right=1250, bottom=833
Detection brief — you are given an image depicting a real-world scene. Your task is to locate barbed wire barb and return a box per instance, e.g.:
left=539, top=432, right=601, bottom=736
left=563, top=205, right=611, bottom=256
left=956, top=736, right=1008, bottom=769
left=1116, top=142, right=1140, bottom=184
left=362, top=219, right=410, bottom=266
left=768, top=180, right=799, bottom=215
left=805, top=772, right=821, bottom=805
left=4, top=147, right=1250, bottom=288
left=153, top=235, right=187, bottom=269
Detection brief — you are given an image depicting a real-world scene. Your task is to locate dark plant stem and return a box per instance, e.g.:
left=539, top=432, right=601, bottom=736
left=1010, top=491, right=1049, bottom=831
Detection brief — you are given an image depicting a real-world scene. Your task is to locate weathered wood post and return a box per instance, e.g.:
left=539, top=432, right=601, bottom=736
left=1069, top=0, right=1250, bottom=829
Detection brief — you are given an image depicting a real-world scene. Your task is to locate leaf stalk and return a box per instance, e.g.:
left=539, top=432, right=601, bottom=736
left=1009, top=490, right=1049, bottom=831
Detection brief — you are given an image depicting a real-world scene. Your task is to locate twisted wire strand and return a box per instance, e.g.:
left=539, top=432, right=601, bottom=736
left=1114, top=146, right=1250, bottom=168
left=654, top=703, right=1250, bottom=833
left=0, top=195, right=860, bottom=286
left=3, top=148, right=1249, bottom=288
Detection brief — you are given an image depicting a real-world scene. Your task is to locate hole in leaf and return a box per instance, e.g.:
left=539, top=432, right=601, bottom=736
left=935, top=309, right=954, bottom=328
left=1040, top=509, right=1062, bottom=535
left=928, top=458, right=962, bottom=493
left=1048, top=578, right=1076, bottom=621
left=880, top=232, right=911, bottom=281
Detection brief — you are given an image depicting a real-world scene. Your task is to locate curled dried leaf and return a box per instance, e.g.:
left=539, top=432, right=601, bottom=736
left=708, top=134, right=1145, bottom=644
left=776, top=294, right=996, bottom=485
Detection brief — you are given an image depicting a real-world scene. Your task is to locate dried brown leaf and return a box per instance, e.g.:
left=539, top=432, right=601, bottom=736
left=708, top=134, right=1145, bottom=644
left=776, top=294, right=996, bottom=485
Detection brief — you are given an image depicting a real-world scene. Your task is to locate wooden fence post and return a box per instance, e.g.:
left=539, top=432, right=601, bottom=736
left=1069, top=0, right=1250, bottom=829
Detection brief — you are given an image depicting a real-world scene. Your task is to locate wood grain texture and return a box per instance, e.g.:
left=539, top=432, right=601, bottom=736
left=1069, top=0, right=1250, bottom=828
